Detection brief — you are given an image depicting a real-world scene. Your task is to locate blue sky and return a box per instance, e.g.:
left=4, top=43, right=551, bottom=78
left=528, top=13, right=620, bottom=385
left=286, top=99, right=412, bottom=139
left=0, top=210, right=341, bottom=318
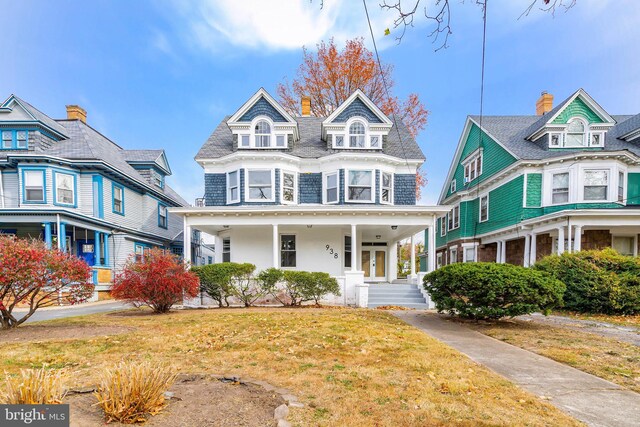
left=2, top=0, right=639, bottom=205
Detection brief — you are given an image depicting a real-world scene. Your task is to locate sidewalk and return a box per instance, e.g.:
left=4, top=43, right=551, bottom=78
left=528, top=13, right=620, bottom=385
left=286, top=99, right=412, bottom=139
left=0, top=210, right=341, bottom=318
left=393, top=311, right=640, bottom=427
left=12, top=299, right=120, bottom=312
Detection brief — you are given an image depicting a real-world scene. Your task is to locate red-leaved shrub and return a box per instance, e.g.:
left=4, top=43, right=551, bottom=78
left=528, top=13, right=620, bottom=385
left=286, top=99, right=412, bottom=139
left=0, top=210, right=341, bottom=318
left=112, top=248, right=199, bottom=313
left=0, top=235, right=93, bottom=329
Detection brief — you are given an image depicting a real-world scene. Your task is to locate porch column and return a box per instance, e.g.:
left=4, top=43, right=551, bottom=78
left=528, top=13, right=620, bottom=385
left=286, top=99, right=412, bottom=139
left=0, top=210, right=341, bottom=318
left=410, top=234, right=416, bottom=278
left=104, top=234, right=110, bottom=267
left=529, top=233, right=537, bottom=266
left=272, top=224, right=279, bottom=268
left=214, top=235, right=223, bottom=263
left=389, top=241, right=398, bottom=280
left=495, top=241, right=501, bottom=263
left=500, top=240, right=507, bottom=263
left=428, top=216, right=437, bottom=272
left=523, top=234, right=531, bottom=267
left=350, top=224, right=357, bottom=271
left=94, top=230, right=101, bottom=266
left=557, top=226, right=565, bottom=254
left=44, top=222, right=52, bottom=249
left=59, top=222, right=67, bottom=251
left=573, top=225, right=582, bottom=252
left=183, top=217, right=191, bottom=265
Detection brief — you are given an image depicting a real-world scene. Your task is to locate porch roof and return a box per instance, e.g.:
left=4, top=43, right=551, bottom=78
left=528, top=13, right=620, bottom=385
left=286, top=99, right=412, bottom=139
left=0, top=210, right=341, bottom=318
left=170, top=204, right=449, bottom=217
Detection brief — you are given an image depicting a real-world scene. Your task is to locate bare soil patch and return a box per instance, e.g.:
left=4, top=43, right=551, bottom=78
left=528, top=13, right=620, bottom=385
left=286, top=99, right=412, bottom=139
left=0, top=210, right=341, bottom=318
left=0, top=324, right=132, bottom=343
left=67, top=374, right=285, bottom=427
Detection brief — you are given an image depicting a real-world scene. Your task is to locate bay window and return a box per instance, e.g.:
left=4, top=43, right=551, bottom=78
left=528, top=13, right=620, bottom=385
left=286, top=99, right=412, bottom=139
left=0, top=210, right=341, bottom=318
left=54, top=171, right=75, bottom=205
left=227, top=170, right=239, bottom=204
left=584, top=170, right=608, bottom=201
left=23, top=169, right=45, bottom=203
left=380, top=172, right=393, bottom=204
left=552, top=172, right=569, bottom=204
left=246, top=169, right=273, bottom=201
left=158, top=203, right=168, bottom=229
left=324, top=172, right=338, bottom=204
left=347, top=170, right=373, bottom=202
left=282, top=171, right=297, bottom=204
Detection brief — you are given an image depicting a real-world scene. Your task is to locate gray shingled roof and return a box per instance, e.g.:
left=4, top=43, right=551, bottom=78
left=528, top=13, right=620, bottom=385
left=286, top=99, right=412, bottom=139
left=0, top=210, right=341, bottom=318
left=469, top=114, right=638, bottom=161
left=8, top=95, right=68, bottom=136
left=612, top=113, right=640, bottom=140
left=122, top=149, right=164, bottom=162
left=196, top=115, right=425, bottom=161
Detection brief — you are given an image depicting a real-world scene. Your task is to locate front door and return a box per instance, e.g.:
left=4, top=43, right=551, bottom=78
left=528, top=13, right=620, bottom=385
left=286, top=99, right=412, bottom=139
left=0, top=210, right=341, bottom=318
left=77, top=239, right=96, bottom=266
left=361, top=249, right=386, bottom=281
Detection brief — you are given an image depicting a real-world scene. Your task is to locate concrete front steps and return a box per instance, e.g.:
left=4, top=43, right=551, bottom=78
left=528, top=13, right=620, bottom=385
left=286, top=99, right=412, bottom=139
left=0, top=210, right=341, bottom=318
left=367, top=284, right=430, bottom=309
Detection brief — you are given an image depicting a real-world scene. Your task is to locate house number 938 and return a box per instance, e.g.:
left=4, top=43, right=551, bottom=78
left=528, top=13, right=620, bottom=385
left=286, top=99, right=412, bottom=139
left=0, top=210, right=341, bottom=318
left=325, top=245, right=339, bottom=259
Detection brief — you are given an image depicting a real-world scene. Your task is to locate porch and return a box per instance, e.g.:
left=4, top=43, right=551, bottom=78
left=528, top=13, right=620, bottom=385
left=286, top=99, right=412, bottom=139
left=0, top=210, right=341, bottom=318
left=172, top=205, right=447, bottom=307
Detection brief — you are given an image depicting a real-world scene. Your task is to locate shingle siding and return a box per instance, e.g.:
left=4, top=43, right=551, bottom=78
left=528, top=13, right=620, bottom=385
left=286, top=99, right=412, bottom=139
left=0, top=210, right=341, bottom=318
left=204, top=173, right=227, bottom=206
left=332, top=98, right=383, bottom=123
left=299, top=173, right=322, bottom=204
left=394, top=174, right=416, bottom=205
left=551, top=97, right=604, bottom=124
left=525, top=173, right=542, bottom=207
left=238, top=96, right=287, bottom=122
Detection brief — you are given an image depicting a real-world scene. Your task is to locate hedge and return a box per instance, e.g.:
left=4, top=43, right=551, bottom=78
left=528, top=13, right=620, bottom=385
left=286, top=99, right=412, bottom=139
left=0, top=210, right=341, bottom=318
left=424, top=262, right=565, bottom=320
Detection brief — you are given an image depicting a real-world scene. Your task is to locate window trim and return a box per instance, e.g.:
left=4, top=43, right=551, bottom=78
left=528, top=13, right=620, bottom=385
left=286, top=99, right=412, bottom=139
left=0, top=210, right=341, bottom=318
left=462, top=243, right=477, bottom=263
left=565, top=117, right=588, bottom=148
left=157, top=202, right=168, bottom=229
left=245, top=168, right=275, bottom=202
left=281, top=170, right=298, bottom=205
left=222, top=237, right=231, bottom=262
left=330, top=117, right=384, bottom=150
left=112, top=182, right=125, bottom=215
left=348, top=119, right=367, bottom=148
left=21, top=167, right=47, bottom=204
left=345, top=169, right=375, bottom=203
left=1, top=130, right=29, bottom=150
left=379, top=171, right=393, bottom=205
left=52, top=169, right=77, bottom=207
left=618, top=171, right=625, bottom=204
left=236, top=116, right=289, bottom=149
left=450, top=179, right=456, bottom=193
left=440, top=216, right=446, bottom=237
left=449, top=246, right=458, bottom=264
left=582, top=169, right=609, bottom=202
left=323, top=171, right=339, bottom=204
left=134, top=242, right=151, bottom=263
left=547, top=116, right=607, bottom=149
left=280, top=234, right=297, bottom=268
left=551, top=171, right=570, bottom=205
left=226, top=170, right=240, bottom=204
left=479, top=194, right=489, bottom=223
left=447, top=204, right=460, bottom=231
left=462, top=149, right=483, bottom=183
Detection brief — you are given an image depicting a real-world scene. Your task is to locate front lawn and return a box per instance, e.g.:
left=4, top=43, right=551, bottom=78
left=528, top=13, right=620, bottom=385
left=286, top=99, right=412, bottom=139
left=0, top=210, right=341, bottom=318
left=0, top=308, right=580, bottom=426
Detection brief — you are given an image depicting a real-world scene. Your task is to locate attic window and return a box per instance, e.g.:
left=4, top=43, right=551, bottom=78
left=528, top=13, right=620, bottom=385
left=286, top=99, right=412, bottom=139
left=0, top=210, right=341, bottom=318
left=547, top=117, right=606, bottom=148
left=152, top=170, right=164, bottom=188
left=566, top=118, right=586, bottom=147
left=349, top=122, right=366, bottom=148
left=255, top=120, right=271, bottom=147
left=236, top=117, right=289, bottom=149
left=463, top=150, right=483, bottom=183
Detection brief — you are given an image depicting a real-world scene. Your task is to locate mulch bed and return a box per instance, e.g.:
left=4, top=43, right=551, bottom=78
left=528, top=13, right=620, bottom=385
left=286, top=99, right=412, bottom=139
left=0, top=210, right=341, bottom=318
left=0, top=324, right=133, bottom=343
left=67, top=374, right=285, bottom=427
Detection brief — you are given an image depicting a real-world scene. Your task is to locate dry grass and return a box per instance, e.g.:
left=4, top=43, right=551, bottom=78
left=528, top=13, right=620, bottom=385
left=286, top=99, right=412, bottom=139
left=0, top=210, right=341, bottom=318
left=0, top=367, right=66, bottom=404
left=553, top=310, right=640, bottom=329
left=95, top=361, right=177, bottom=424
left=466, top=319, right=640, bottom=392
left=0, top=308, right=582, bottom=426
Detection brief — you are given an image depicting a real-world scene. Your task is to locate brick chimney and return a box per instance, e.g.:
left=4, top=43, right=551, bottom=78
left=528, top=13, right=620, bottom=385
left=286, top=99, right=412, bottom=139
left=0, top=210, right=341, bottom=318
left=301, top=96, right=311, bottom=117
left=536, top=91, right=553, bottom=115
left=66, top=105, right=87, bottom=123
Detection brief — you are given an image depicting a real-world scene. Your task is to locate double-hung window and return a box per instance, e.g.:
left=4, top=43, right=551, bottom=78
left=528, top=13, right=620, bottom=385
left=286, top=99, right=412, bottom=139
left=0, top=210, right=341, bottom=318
left=247, top=169, right=273, bottom=201
left=344, top=235, right=352, bottom=268
left=440, top=217, right=446, bottom=237
left=618, top=172, right=625, bottom=203
left=552, top=172, right=569, bottom=204
left=479, top=194, right=489, bottom=222
left=222, top=238, right=231, bottom=262
left=325, top=172, right=338, bottom=204
left=54, top=171, right=75, bottom=206
left=282, top=171, right=297, bottom=204
left=280, top=234, right=296, bottom=268
left=381, top=172, right=393, bottom=204
left=24, top=169, right=45, bottom=203
left=1, top=131, right=12, bottom=149
left=565, top=118, right=586, bottom=147
left=227, top=170, right=240, bottom=203
left=450, top=179, right=456, bottom=193
left=448, top=205, right=460, bottom=230
left=349, top=122, right=366, bottom=148
left=347, top=170, right=373, bottom=202
left=584, top=170, right=608, bottom=201
left=463, top=152, right=482, bottom=183
left=158, top=203, right=168, bottom=229
left=134, top=243, right=150, bottom=263
left=333, top=135, right=345, bottom=148
left=112, top=183, right=125, bottom=214
left=254, top=120, right=271, bottom=147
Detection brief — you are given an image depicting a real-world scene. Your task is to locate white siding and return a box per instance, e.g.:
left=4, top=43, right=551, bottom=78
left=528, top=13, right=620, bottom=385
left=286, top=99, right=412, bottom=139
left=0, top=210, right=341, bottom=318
left=78, top=174, right=94, bottom=216
left=2, top=172, right=19, bottom=208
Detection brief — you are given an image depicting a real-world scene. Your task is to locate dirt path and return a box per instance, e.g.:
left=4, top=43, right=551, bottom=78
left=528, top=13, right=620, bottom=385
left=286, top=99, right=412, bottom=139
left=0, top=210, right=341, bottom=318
left=518, top=313, right=640, bottom=346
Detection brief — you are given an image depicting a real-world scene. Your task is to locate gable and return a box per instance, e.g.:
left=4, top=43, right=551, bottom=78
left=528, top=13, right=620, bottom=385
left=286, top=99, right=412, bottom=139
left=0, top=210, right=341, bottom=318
left=551, top=96, right=605, bottom=124
left=156, top=152, right=171, bottom=174
left=0, top=98, right=34, bottom=121
left=443, top=122, right=518, bottom=201
left=238, top=96, right=288, bottom=123
left=331, top=97, right=383, bottom=123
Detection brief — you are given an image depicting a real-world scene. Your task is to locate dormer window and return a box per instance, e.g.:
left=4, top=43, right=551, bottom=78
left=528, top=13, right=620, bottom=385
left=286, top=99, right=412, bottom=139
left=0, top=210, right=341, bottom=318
left=151, top=169, right=164, bottom=188
left=349, top=121, right=366, bottom=148
left=547, top=117, right=605, bottom=148
left=566, top=118, right=586, bottom=147
left=255, top=120, right=271, bottom=147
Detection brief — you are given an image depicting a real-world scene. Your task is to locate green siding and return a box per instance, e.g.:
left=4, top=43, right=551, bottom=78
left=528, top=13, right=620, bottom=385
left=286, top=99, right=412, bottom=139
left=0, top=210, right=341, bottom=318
left=627, top=173, right=640, bottom=206
left=525, top=173, right=542, bottom=207
left=445, top=123, right=518, bottom=199
left=551, top=97, right=604, bottom=124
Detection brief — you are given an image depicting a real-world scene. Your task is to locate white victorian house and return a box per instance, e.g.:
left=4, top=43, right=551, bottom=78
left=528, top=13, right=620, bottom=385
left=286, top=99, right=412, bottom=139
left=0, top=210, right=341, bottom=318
left=171, top=89, right=447, bottom=307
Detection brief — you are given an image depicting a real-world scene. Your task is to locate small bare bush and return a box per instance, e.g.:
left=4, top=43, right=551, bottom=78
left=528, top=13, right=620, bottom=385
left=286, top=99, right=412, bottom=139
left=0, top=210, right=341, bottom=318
left=94, top=361, right=177, bottom=424
left=0, top=367, right=66, bottom=404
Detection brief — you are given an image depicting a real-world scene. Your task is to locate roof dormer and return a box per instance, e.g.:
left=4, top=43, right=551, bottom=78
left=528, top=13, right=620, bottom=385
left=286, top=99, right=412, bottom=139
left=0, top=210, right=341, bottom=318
left=227, top=88, right=298, bottom=149
left=322, top=89, right=393, bottom=150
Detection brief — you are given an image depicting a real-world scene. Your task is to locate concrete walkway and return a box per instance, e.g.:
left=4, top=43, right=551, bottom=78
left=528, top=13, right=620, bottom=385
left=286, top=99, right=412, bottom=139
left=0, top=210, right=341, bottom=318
left=17, top=301, right=128, bottom=324
left=394, top=311, right=640, bottom=427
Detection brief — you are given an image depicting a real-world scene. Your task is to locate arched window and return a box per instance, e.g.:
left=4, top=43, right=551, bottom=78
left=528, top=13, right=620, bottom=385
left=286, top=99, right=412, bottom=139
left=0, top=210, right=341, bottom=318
left=255, top=120, right=271, bottom=147
left=349, top=121, right=366, bottom=148
left=565, top=118, right=586, bottom=147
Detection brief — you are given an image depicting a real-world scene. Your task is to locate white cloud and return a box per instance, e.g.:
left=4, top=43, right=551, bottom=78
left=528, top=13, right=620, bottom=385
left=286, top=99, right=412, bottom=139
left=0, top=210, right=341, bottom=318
left=163, top=0, right=399, bottom=54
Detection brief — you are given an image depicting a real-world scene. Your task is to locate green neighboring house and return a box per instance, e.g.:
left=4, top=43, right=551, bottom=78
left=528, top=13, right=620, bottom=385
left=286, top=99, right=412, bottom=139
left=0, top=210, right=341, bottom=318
left=430, top=88, right=640, bottom=267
